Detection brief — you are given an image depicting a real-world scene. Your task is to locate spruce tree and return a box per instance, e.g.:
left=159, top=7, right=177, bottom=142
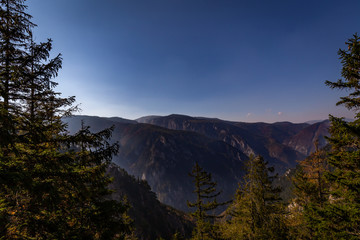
left=290, top=142, right=329, bottom=239
left=187, top=162, right=227, bottom=240
left=220, top=155, right=288, bottom=240
left=310, top=33, right=360, bottom=239
left=0, top=0, right=132, bottom=238
left=0, top=0, right=35, bottom=235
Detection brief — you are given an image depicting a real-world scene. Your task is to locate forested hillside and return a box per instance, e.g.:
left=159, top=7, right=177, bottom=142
left=107, top=164, right=193, bottom=240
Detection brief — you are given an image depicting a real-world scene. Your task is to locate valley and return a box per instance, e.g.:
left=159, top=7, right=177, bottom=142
left=64, top=114, right=330, bottom=212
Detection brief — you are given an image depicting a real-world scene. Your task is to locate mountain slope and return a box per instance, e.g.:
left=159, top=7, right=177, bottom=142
left=65, top=116, right=247, bottom=212
left=107, top=165, right=193, bottom=240
left=139, top=114, right=307, bottom=171
left=64, top=114, right=330, bottom=213
left=283, top=120, right=330, bottom=155
left=232, top=121, right=309, bottom=144
left=112, top=123, right=247, bottom=212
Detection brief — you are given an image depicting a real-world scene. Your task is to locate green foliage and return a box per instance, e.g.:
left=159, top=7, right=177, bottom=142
left=325, top=34, right=360, bottom=110
left=187, top=162, right=227, bottom=240
left=220, top=155, right=288, bottom=240
left=171, top=232, right=185, bottom=240
left=309, top=117, right=360, bottom=239
left=0, top=0, right=132, bottom=238
left=289, top=142, right=330, bottom=239
left=301, top=33, right=360, bottom=239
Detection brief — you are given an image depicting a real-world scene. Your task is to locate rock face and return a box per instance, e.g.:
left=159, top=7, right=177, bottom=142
left=64, top=114, right=330, bottom=212
left=283, top=120, right=330, bottom=155
left=137, top=114, right=319, bottom=171
left=113, top=123, right=246, bottom=212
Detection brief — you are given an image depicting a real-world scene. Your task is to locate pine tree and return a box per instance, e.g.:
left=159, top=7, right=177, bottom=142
left=289, top=142, right=329, bottom=239
left=187, top=162, right=227, bottom=240
left=0, top=0, right=132, bottom=238
left=0, top=0, right=35, bottom=235
left=310, top=33, right=360, bottom=239
left=220, top=155, right=288, bottom=240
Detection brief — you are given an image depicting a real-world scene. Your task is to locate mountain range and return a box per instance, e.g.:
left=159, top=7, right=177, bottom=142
left=63, top=114, right=330, bottom=212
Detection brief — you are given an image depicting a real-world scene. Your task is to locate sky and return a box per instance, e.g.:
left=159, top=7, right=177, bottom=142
left=26, top=0, right=360, bottom=123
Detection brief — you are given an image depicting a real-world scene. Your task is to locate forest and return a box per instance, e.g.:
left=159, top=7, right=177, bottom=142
left=0, top=0, right=359, bottom=239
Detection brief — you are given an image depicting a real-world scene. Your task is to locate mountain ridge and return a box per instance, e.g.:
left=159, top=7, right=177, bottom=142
left=137, top=114, right=312, bottom=171
left=64, top=114, right=330, bottom=212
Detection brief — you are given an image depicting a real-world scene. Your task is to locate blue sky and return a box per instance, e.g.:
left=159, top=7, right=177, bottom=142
left=27, top=0, right=359, bottom=123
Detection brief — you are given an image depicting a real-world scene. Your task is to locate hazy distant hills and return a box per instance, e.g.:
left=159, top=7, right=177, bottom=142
left=63, top=114, right=330, bottom=212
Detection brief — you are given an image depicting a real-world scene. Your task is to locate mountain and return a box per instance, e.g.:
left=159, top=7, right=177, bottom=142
left=64, top=114, right=330, bottom=212
left=138, top=114, right=310, bottom=172
left=283, top=120, right=330, bottom=155
left=107, top=164, right=193, bottom=240
left=232, top=121, right=309, bottom=144
left=65, top=115, right=246, bottom=212
left=63, top=115, right=137, bottom=134
left=112, top=122, right=246, bottom=212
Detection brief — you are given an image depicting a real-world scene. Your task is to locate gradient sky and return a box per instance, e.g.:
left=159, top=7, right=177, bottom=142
left=27, top=0, right=359, bottom=123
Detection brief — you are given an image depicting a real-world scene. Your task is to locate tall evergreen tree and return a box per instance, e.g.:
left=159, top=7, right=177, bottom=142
left=310, top=33, right=360, bottom=239
left=0, top=0, right=132, bottom=239
left=289, top=142, right=329, bottom=239
left=220, top=155, right=288, bottom=240
left=187, top=162, right=227, bottom=240
left=0, top=0, right=35, bottom=235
